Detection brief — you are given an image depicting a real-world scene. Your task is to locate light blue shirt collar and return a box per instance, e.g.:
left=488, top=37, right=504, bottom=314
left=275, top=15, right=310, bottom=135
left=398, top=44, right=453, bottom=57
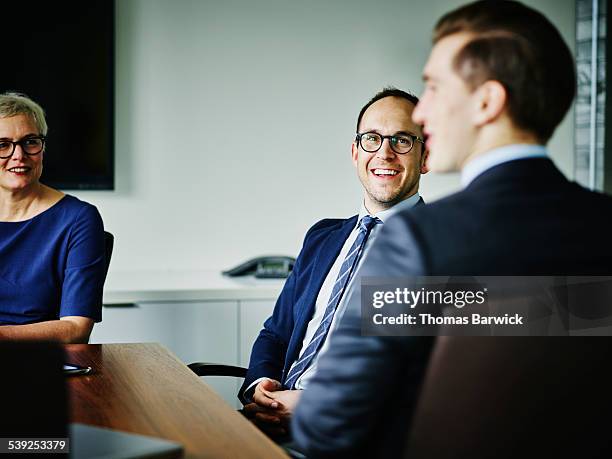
left=461, top=144, right=548, bottom=187
left=358, top=192, right=421, bottom=223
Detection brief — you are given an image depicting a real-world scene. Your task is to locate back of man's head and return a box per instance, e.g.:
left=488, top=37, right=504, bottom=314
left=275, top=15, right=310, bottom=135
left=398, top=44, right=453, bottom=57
left=433, top=0, right=575, bottom=144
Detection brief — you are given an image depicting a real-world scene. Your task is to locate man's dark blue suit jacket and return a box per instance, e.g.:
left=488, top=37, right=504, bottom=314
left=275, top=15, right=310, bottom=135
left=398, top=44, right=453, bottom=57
left=239, top=215, right=358, bottom=401
left=240, top=198, right=424, bottom=402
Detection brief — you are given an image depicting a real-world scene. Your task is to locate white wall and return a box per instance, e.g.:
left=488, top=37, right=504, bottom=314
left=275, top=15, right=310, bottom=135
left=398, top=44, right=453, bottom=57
left=73, top=0, right=576, bottom=273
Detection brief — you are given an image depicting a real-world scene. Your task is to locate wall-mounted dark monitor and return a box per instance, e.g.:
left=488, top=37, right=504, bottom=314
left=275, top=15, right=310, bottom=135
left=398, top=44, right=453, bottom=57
left=606, top=3, right=612, bottom=195
left=1, top=0, right=115, bottom=190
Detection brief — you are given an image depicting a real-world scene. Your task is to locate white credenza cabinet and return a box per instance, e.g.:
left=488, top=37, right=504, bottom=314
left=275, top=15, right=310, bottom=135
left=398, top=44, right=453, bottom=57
left=91, top=270, right=283, bottom=408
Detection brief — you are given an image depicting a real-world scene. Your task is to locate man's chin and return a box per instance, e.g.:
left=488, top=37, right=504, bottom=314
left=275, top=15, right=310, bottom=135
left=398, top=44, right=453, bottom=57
left=369, top=190, right=411, bottom=207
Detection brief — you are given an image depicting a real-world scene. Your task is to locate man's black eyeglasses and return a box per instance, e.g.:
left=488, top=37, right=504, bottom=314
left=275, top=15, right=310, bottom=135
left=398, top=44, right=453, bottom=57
left=355, top=132, right=424, bottom=154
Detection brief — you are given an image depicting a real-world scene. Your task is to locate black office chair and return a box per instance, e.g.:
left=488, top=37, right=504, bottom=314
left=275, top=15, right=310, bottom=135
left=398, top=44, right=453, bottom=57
left=103, top=231, right=114, bottom=280
left=187, top=362, right=247, bottom=378
left=403, top=336, right=612, bottom=459
left=188, top=362, right=307, bottom=459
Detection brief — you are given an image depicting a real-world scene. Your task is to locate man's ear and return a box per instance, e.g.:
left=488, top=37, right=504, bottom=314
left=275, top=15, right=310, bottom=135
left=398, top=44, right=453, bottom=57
left=351, top=141, right=359, bottom=166
left=420, top=148, right=430, bottom=174
left=473, top=80, right=507, bottom=127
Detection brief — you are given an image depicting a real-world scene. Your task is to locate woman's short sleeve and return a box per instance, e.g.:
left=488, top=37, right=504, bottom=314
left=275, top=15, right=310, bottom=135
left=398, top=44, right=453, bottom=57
left=59, top=204, right=105, bottom=321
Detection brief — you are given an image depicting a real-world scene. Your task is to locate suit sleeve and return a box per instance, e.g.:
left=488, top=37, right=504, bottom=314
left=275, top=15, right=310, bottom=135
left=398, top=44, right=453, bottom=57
left=291, top=213, right=435, bottom=458
left=239, top=222, right=323, bottom=403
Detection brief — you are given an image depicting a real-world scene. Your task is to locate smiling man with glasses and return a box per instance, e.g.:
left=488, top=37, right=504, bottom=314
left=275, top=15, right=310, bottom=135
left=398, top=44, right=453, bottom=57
left=240, top=87, right=428, bottom=441
left=352, top=90, right=428, bottom=216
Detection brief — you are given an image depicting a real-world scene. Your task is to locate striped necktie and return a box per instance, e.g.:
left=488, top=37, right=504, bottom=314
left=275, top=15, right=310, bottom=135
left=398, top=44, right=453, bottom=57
left=284, top=215, right=381, bottom=389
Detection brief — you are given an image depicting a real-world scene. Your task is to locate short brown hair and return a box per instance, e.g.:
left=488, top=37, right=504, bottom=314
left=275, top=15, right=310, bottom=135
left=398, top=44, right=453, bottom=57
left=434, top=0, right=575, bottom=143
left=356, top=87, right=419, bottom=132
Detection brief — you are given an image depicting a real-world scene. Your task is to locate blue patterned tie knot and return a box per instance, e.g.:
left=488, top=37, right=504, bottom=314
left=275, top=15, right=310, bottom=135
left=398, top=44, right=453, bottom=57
left=359, top=215, right=379, bottom=233
left=283, top=215, right=381, bottom=389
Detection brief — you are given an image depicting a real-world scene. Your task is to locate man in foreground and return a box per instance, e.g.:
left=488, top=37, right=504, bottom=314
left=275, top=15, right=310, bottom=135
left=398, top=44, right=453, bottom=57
left=292, top=1, right=612, bottom=457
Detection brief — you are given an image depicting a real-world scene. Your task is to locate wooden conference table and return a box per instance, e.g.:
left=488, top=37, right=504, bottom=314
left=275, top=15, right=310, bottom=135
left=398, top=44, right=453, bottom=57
left=65, top=343, right=288, bottom=459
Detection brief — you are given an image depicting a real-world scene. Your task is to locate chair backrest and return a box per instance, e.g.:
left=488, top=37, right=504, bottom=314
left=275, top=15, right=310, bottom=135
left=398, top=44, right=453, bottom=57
left=103, top=231, right=114, bottom=281
left=404, top=336, right=612, bottom=459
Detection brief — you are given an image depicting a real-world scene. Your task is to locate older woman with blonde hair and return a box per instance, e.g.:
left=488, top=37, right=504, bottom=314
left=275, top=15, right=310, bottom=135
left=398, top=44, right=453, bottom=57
left=0, top=92, right=105, bottom=343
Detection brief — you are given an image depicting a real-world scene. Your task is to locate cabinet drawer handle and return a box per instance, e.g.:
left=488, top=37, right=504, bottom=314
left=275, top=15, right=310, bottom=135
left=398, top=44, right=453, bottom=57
left=103, top=303, right=138, bottom=308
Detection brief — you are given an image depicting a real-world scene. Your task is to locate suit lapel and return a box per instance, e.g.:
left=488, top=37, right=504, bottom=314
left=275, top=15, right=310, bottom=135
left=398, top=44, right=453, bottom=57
left=301, top=217, right=357, bottom=314
left=283, top=216, right=358, bottom=379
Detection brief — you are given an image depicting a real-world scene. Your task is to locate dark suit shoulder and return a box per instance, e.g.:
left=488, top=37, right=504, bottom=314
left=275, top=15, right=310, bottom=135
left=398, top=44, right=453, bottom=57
left=303, top=216, right=358, bottom=244
left=567, top=179, right=612, bottom=205
left=389, top=159, right=612, bottom=275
